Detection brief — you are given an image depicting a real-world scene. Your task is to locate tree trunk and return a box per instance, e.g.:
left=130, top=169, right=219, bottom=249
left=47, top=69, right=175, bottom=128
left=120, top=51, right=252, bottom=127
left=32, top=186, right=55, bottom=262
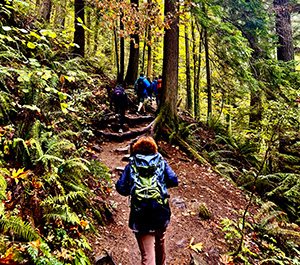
left=274, top=0, right=294, bottom=62
left=73, top=0, right=85, bottom=57
left=93, top=15, right=100, bottom=55
left=195, top=23, right=202, bottom=120
left=118, top=7, right=125, bottom=84
left=192, top=21, right=199, bottom=118
left=203, top=14, right=212, bottom=121
left=154, top=0, right=179, bottom=138
left=185, top=24, right=192, bottom=113
left=146, top=0, right=152, bottom=78
left=86, top=7, right=91, bottom=50
left=242, top=30, right=264, bottom=128
left=114, top=26, right=120, bottom=79
left=142, top=31, right=146, bottom=73
left=54, top=0, right=66, bottom=28
left=125, top=0, right=139, bottom=86
left=39, top=0, right=52, bottom=22
left=147, top=31, right=152, bottom=78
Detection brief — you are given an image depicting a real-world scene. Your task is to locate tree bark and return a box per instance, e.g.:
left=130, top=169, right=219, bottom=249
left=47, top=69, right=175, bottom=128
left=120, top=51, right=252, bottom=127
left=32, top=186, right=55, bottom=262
left=274, top=0, right=294, bottom=62
left=185, top=24, right=192, bottom=113
left=118, top=7, right=125, bottom=84
left=114, top=26, right=120, bottom=79
left=154, top=0, right=179, bottom=138
left=93, top=14, right=100, bottom=55
left=192, top=21, right=199, bottom=118
left=146, top=0, right=152, bottom=78
left=39, top=0, right=52, bottom=22
left=203, top=5, right=212, bottom=122
left=73, top=0, right=85, bottom=57
left=86, top=7, right=91, bottom=50
left=54, top=0, right=66, bottom=28
left=125, top=0, right=139, bottom=86
left=147, top=31, right=152, bottom=78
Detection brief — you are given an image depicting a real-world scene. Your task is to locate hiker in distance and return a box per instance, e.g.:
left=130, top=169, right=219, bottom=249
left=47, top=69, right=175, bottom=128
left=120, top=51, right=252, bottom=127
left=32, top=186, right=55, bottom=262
left=111, top=84, right=128, bottom=133
left=116, top=136, right=178, bottom=265
left=155, top=75, right=162, bottom=107
left=134, top=72, right=151, bottom=115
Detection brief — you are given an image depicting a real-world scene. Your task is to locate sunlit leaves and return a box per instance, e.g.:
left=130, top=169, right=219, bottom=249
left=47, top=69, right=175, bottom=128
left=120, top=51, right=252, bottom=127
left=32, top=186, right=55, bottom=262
left=40, top=29, right=57, bottom=39
left=185, top=237, right=204, bottom=253
left=27, top=42, right=36, bottom=49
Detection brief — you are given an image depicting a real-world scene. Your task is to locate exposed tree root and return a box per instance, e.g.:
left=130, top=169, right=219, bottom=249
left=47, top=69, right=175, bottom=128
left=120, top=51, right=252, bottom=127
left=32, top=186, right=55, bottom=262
left=96, top=120, right=155, bottom=140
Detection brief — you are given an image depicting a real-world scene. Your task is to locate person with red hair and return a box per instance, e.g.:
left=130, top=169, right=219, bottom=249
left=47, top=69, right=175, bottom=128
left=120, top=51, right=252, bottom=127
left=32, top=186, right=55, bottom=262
left=116, top=136, right=178, bottom=265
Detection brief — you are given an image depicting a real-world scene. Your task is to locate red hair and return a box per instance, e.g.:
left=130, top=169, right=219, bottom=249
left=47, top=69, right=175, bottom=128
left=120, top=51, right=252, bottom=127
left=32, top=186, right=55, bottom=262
left=131, top=136, right=158, bottom=155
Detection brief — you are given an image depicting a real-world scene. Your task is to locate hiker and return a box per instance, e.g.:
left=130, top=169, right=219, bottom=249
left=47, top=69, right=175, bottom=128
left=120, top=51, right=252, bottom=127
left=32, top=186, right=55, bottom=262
left=150, top=77, right=158, bottom=105
left=146, top=77, right=153, bottom=102
left=134, top=73, right=150, bottom=115
left=116, top=136, right=178, bottom=265
left=155, top=75, right=162, bottom=106
left=111, top=84, right=128, bottom=133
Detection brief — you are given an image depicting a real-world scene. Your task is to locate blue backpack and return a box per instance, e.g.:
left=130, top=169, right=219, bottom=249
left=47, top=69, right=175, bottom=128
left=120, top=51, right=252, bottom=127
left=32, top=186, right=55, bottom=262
left=134, top=78, right=146, bottom=96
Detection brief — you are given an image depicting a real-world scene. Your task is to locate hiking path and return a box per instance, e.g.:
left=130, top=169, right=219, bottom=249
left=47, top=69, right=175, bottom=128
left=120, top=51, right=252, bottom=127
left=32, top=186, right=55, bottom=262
left=88, top=113, right=258, bottom=265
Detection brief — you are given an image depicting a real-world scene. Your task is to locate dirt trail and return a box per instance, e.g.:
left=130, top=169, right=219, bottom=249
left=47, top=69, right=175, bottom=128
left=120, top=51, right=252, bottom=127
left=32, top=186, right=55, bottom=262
left=90, top=122, right=258, bottom=265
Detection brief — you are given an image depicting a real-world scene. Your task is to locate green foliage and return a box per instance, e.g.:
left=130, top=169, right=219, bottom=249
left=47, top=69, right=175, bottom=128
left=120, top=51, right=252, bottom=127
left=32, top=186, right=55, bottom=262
left=221, top=212, right=257, bottom=263
left=0, top=214, right=39, bottom=242
left=256, top=202, right=300, bottom=264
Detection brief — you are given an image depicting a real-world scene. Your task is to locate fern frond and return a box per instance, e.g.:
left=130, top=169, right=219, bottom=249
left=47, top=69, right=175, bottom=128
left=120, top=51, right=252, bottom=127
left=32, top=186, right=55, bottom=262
left=256, top=201, right=277, bottom=219
left=43, top=204, right=80, bottom=224
left=61, top=181, right=90, bottom=193
left=264, top=222, right=300, bottom=240
left=0, top=216, right=39, bottom=241
left=37, top=154, right=64, bottom=163
left=46, top=138, right=75, bottom=155
left=12, top=138, right=30, bottom=156
left=62, top=158, right=90, bottom=172
left=259, top=211, right=287, bottom=228
left=40, top=191, right=87, bottom=206
left=260, top=259, right=286, bottom=265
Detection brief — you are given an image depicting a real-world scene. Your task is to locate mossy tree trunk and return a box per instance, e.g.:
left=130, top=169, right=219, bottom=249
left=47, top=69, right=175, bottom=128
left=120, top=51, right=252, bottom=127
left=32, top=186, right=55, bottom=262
left=39, top=0, right=52, bottom=22
left=203, top=4, right=212, bottom=122
left=185, top=23, right=192, bottom=113
left=118, top=6, right=125, bottom=84
left=274, top=0, right=294, bottom=62
left=125, top=0, right=139, bottom=85
left=154, top=0, right=179, bottom=138
left=93, top=14, right=100, bottom=55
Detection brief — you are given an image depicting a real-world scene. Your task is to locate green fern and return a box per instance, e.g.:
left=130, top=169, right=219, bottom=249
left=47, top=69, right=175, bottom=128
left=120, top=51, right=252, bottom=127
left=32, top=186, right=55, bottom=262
left=0, top=216, right=39, bottom=242
left=41, top=191, right=87, bottom=206
left=42, top=204, right=80, bottom=224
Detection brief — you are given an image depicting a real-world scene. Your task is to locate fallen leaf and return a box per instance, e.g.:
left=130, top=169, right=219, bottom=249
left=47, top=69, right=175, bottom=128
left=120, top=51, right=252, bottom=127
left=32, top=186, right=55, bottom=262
left=185, top=237, right=204, bottom=253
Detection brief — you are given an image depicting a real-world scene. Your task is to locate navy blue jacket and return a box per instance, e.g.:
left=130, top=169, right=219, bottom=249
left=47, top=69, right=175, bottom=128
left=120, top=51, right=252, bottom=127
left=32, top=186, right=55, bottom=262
left=116, top=152, right=178, bottom=233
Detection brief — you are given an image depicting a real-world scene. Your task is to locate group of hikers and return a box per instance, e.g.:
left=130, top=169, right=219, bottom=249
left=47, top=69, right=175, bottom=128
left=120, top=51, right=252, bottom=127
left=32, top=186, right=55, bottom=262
left=111, top=74, right=177, bottom=265
left=111, top=73, right=162, bottom=133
